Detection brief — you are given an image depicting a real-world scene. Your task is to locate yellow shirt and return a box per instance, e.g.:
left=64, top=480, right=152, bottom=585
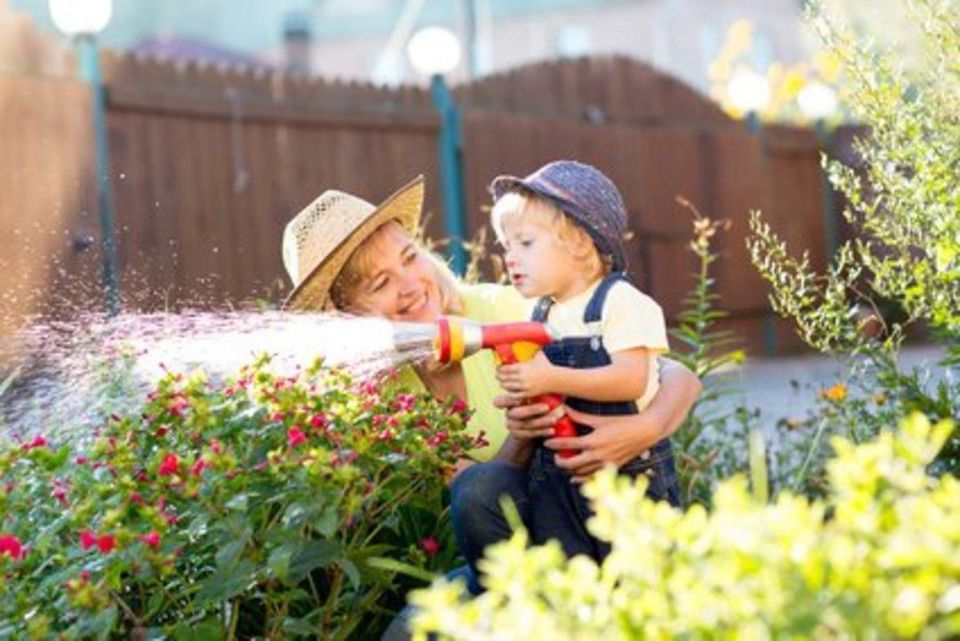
left=392, top=283, right=533, bottom=462
left=545, top=278, right=669, bottom=410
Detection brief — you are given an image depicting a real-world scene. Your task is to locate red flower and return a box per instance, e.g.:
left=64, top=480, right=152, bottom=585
left=0, top=534, right=23, bottom=560
left=287, top=426, right=307, bottom=448
left=450, top=398, right=468, bottom=414
left=420, top=537, right=440, bottom=556
left=309, top=414, right=327, bottom=429
left=96, top=534, right=116, bottom=554
left=158, top=453, right=180, bottom=476
left=129, top=491, right=144, bottom=505
left=80, top=530, right=98, bottom=550
left=75, top=456, right=88, bottom=465
left=139, top=532, right=161, bottom=548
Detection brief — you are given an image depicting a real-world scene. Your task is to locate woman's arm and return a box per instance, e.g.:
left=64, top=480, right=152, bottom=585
left=495, top=357, right=701, bottom=483
left=491, top=434, right=537, bottom=468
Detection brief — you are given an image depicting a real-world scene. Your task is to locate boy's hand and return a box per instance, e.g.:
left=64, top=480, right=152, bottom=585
left=496, top=351, right=557, bottom=397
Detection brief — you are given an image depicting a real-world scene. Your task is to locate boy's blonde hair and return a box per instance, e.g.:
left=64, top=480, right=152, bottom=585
left=330, top=222, right=464, bottom=314
left=491, top=190, right=607, bottom=280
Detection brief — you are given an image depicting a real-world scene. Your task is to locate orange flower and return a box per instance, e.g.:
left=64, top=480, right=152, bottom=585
left=822, top=383, right=848, bottom=402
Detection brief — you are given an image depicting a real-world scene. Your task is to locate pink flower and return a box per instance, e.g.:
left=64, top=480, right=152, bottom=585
left=377, top=429, right=394, bottom=441
left=80, top=530, right=98, bottom=550
left=209, top=438, right=223, bottom=454
left=0, top=534, right=23, bottom=560
left=287, top=426, right=307, bottom=448
left=420, top=537, right=440, bottom=556
left=157, top=453, right=180, bottom=476
left=129, top=492, right=144, bottom=505
left=450, top=398, right=468, bottom=414
left=21, top=435, right=48, bottom=451
left=395, top=393, right=417, bottom=412
left=427, top=432, right=449, bottom=447
left=139, top=532, right=161, bottom=548
left=75, top=456, right=88, bottom=465
left=309, top=414, right=327, bottom=429
left=51, top=482, right=69, bottom=507
left=190, top=458, right=208, bottom=476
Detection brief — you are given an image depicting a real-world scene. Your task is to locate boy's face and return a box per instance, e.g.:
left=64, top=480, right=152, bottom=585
left=499, top=214, right=576, bottom=300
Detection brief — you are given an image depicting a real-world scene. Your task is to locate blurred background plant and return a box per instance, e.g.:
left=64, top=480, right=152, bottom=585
left=748, top=0, right=959, bottom=478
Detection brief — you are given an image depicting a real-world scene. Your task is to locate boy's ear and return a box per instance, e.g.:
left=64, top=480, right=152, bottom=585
left=569, top=231, right=595, bottom=260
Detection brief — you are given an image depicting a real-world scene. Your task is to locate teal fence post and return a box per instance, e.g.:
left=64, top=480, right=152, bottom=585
left=76, top=34, right=120, bottom=316
left=430, top=73, right=468, bottom=275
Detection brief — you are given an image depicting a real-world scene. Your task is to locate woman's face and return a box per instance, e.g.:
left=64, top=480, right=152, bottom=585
left=345, top=221, right=444, bottom=323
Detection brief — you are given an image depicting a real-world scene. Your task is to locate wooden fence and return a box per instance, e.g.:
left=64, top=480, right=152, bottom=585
left=0, top=14, right=840, bottom=354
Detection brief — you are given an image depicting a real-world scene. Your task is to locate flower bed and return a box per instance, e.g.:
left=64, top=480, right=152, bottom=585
left=0, top=356, right=478, bottom=639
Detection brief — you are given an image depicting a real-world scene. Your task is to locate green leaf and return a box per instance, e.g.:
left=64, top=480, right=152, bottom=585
left=196, top=559, right=255, bottom=602
left=224, top=493, right=249, bottom=511
left=170, top=617, right=222, bottom=641
left=67, top=605, right=118, bottom=641
left=313, top=502, right=340, bottom=538
left=287, top=541, right=341, bottom=583
left=216, top=538, right=247, bottom=569
left=337, top=558, right=361, bottom=589
left=366, top=556, right=436, bottom=583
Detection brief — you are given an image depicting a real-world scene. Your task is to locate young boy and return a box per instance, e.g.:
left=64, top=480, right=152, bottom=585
left=489, top=159, right=680, bottom=561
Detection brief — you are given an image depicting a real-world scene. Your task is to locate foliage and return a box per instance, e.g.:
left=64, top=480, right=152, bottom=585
left=665, top=199, right=755, bottom=506
left=0, top=356, right=479, bottom=639
left=709, top=18, right=846, bottom=123
left=410, top=413, right=960, bottom=640
left=747, top=0, right=960, bottom=473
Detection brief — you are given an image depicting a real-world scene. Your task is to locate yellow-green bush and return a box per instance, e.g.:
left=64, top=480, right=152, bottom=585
left=410, top=414, right=960, bottom=640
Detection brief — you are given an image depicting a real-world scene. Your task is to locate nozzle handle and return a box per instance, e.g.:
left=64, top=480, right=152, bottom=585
left=534, top=393, right=577, bottom=459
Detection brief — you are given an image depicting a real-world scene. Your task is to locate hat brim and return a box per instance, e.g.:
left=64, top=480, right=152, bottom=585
left=282, top=176, right=425, bottom=312
left=489, top=175, right=528, bottom=202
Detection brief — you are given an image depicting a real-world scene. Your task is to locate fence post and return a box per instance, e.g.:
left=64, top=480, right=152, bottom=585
left=430, top=74, right=467, bottom=274
left=77, top=34, right=120, bottom=316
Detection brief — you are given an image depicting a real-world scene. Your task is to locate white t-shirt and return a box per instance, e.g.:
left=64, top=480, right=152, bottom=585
left=545, top=278, right=669, bottom=410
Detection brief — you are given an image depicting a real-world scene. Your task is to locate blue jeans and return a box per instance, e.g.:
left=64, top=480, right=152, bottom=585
left=451, top=450, right=681, bottom=576
left=450, top=460, right=530, bottom=582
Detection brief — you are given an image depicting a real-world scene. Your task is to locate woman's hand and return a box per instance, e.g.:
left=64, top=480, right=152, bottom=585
left=493, top=393, right=565, bottom=440
left=544, top=407, right=667, bottom=483
left=495, top=352, right=557, bottom=398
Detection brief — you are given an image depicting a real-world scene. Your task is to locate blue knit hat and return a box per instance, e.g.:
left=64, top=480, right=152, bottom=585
left=490, top=160, right=628, bottom=271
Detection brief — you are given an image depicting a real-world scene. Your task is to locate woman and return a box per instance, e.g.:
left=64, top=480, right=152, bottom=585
left=281, top=176, right=700, bottom=586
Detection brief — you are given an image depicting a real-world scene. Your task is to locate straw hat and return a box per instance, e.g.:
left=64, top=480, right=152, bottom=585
left=281, top=176, right=425, bottom=311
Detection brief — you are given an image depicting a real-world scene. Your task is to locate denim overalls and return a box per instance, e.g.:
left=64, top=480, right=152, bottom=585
left=527, top=272, right=681, bottom=561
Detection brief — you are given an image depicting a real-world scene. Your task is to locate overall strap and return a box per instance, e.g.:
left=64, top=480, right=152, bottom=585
left=583, top=272, right=630, bottom=323
left=530, top=296, right=554, bottom=322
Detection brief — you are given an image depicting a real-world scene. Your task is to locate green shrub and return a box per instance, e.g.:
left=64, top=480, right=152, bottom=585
left=410, top=413, right=960, bottom=640
left=0, top=356, right=478, bottom=639
left=747, top=0, right=959, bottom=474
